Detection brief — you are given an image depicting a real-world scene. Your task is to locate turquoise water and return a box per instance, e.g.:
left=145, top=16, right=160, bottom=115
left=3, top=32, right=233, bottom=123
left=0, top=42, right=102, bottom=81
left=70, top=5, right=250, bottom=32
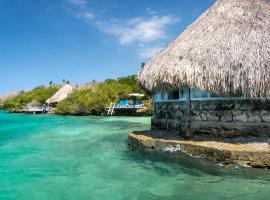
left=0, top=111, right=269, bottom=200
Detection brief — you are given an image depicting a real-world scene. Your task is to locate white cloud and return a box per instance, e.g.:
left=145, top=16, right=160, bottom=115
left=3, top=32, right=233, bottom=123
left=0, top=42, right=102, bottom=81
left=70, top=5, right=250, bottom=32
left=79, top=11, right=95, bottom=20
left=65, top=2, right=179, bottom=60
left=67, top=0, right=94, bottom=21
left=146, top=8, right=157, bottom=15
left=69, top=0, right=87, bottom=6
left=99, top=15, right=178, bottom=45
left=138, top=47, right=162, bottom=59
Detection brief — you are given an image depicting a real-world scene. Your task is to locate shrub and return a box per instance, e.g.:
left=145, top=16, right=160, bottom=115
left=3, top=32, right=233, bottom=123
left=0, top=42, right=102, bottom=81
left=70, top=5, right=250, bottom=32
left=3, top=85, right=60, bottom=111
left=55, top=75, right=151, bottom=115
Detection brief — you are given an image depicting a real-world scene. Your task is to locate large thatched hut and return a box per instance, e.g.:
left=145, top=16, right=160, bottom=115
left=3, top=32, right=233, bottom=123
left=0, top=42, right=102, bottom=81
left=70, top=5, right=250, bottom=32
left=46, top=84, right=73, bottom=105
left=137, top=0, right=270, bottom=138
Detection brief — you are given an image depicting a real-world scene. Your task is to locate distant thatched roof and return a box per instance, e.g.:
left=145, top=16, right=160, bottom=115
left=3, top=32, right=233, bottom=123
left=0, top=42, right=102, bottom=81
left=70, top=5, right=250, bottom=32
left=0, top=92, right=20, bottom=102
left=74, top=81, right=98, bottom=90
left=26, top=99, right=40, bottom=108
left=137, top=0, right=270, bottom=98
left=46, top=84, right=73, bottom=104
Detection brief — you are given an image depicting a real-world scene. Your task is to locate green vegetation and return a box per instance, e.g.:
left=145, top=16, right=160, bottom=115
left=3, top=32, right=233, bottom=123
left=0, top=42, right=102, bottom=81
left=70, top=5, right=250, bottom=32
left=3, top=85, right=60, bottom=111
left=55, top=75, right=151, bottom=115
left=2, top=75, right=152, bottom=115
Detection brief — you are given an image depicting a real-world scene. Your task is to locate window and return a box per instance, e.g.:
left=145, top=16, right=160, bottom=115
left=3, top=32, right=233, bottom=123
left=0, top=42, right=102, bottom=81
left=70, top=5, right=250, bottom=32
left=160, top=92, right=167, bottom=100
left=154, top=92, right=167, bottom=101
left=154, top=88, right=244, bottom=102
left=210, top=93, right=222, bottom=98
left=154, top=93, right=160, bottom=101
left=192, top=89, right=208, bottom=99
left=210, top=93, right=227, bottom=98
left=168, top=90, right=179, bottom=100
left=180, top=88, right=188, bottom=100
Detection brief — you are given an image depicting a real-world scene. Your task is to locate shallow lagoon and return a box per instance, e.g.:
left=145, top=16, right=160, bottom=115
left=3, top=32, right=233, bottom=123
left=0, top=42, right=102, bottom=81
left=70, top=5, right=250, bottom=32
left=0, top=111, right=269, bottom=200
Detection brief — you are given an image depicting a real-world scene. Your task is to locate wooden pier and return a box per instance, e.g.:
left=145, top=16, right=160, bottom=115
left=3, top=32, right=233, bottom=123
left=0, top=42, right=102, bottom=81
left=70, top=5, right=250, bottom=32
left=17, top=106, right=54, bottom=115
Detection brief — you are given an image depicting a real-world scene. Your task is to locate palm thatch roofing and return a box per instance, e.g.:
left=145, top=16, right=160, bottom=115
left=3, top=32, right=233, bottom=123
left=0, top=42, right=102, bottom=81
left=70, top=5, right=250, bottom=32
left=137, top=0, right=270, bottom=98
left=0, top=92, right=20, bottom=102
left=26, top=99, right=40, bottom=108
left=74, top=81, right=98, bottom=90
left=46, top=84, right=73, bottom=104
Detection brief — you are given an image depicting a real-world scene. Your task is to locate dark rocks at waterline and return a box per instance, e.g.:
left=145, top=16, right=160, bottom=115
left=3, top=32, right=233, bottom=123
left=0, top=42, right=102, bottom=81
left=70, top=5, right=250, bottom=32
left=128, top=131, right=270, bottom=169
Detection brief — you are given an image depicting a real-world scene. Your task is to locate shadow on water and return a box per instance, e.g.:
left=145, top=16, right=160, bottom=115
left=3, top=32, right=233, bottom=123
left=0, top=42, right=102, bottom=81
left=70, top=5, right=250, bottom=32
left=124, top=148, right=270, bottom=182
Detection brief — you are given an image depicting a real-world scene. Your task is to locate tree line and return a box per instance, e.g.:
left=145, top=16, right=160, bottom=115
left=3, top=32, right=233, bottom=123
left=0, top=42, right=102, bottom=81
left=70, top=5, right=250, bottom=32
left=2, top=75, right=152, bottom=115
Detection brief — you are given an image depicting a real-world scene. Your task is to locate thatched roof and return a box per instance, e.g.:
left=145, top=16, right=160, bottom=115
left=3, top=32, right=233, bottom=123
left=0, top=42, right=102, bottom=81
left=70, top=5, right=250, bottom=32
left=0, top=92, right=20, bottom=102
left=26, top=99, right=40, bottom=108
left=46, top=84, right=73, bottom=104
left=137, top=0, right=270, bottom=98
left=74, top=81, right=98, bottom=90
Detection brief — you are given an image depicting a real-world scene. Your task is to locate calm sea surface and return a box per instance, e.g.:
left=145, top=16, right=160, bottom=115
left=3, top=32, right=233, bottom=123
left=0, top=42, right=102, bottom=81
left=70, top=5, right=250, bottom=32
left=0, top=110, right=269, bottom=200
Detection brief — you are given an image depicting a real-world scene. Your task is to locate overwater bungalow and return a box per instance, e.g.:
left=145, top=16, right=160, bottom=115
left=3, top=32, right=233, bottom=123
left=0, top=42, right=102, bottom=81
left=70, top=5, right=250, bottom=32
left=137, top=0, right=270, bottom=138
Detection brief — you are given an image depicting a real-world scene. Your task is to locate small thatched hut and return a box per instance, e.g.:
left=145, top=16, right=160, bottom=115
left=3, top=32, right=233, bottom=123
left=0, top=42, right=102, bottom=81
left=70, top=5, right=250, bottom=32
left=46, top=84, right=73, bottom=105
left=137, top=0, right=270, bottom=138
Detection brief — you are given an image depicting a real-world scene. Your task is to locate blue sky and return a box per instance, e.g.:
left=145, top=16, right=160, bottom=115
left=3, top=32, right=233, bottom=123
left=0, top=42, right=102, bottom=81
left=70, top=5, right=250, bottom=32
left=0, top=0, right=213, bottom=95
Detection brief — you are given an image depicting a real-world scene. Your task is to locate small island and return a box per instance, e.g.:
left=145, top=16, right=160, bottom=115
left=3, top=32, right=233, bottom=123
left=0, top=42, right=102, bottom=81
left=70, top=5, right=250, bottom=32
left=0, top=75, right=152, bottom=116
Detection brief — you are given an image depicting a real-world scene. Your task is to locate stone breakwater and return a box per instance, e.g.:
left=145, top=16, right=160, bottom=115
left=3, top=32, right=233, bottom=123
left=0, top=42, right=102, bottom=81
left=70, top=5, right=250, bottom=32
left=128, top=131, right=270, bottom=168
left=152, top=99, right=270, bottom=137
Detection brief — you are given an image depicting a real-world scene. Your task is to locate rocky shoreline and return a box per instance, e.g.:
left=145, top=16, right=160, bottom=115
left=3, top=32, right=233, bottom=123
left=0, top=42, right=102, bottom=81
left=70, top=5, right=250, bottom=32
left=128, top=130, right=270, bottom=169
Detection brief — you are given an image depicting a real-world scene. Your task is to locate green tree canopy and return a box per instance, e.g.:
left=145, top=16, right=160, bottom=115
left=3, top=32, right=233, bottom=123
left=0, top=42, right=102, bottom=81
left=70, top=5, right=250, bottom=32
left=3, top=85, right=60, bottom=111
left=56, top=75, right=150, bottom=115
